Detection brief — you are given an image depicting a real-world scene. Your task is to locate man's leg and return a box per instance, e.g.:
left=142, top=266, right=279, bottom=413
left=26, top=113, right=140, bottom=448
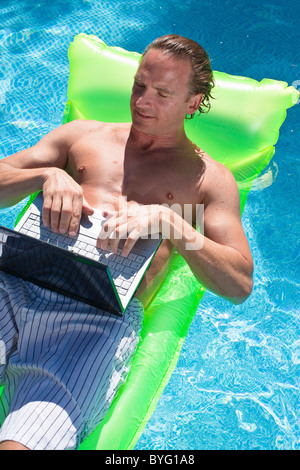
left=0, top=292, right=144, bottom=450
left=0, top=271, right=144, bottom=450
left=0, top=276, right=23, bottom=451
left=0, top=440, right=29, bottom=450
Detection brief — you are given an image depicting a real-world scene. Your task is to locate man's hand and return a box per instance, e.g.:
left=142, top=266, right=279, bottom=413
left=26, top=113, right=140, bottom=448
left=42, top=168, right=94, bottom=236
left=97, top=203, right=167, bottom=257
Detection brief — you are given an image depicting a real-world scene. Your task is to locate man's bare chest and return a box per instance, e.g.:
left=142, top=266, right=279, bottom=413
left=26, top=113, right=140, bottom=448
left=66, top=135, right=204, bottom=211
left=122, top=156, right=203, bottom=208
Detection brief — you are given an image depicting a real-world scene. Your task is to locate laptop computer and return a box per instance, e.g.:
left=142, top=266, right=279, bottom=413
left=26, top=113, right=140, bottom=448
left=0, top=193, right=162, bottom=316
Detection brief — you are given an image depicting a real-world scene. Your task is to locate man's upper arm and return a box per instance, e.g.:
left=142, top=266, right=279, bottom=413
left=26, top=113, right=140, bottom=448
left=3, top=121, right=82, bottom=170
left=202, top=163, right=253, bottom=264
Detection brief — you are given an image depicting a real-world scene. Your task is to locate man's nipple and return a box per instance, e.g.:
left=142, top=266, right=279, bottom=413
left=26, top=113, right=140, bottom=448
left=166, top=192, right=174, bottom=200
left=77, top=165, right=86, bottom=182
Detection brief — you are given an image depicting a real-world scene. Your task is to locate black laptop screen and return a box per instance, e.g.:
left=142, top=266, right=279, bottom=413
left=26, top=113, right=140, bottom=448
left=0, top=226, right=122, bottom=315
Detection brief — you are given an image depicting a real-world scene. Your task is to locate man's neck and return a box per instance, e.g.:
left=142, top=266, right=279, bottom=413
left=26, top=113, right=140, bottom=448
left=128, top=124, right=190, bottom=152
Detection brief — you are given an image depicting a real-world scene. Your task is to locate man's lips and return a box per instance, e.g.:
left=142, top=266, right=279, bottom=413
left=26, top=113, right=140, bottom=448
left=135, top=109, right=155, bottom=119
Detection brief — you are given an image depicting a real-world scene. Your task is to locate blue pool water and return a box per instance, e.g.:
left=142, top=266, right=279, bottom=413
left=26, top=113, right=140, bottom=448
left=0, top=0, right=299, bottom=450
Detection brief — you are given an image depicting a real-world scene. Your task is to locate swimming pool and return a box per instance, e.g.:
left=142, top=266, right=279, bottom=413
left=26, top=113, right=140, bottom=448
left=0, top=0, right=299, bottom=450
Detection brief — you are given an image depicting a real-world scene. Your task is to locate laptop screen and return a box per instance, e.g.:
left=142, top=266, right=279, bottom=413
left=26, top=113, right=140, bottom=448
left=0, top=226, right=123, bottom=315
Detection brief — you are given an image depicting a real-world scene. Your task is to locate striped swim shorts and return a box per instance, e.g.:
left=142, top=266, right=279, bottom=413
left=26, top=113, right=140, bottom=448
left=0, top=272, right=144, bottom=450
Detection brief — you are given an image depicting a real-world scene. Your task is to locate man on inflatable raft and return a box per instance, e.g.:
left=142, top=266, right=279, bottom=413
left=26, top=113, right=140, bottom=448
left=0, top=35, right=253, bottom=450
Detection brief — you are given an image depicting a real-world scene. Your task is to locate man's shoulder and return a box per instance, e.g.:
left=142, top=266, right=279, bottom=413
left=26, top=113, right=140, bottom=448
left=62, top=119, right=115, bottom=132
left=61, top=120, right=131, bottom=144
left=62, top=119, right=131, bottom=134
left=203, top=154, right=234, bottom=179
left=201, top=154, right=239, bottom=204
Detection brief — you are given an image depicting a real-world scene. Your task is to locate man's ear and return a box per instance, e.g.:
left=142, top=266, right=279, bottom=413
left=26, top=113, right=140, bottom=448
left=187, top=93, right=203, bottom=115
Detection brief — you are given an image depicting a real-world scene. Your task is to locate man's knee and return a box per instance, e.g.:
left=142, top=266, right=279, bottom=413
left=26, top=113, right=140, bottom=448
left=0, top=440, right=30, bottom=450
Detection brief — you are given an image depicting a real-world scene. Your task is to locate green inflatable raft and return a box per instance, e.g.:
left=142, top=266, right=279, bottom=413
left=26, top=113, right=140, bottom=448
left=1, top=33, right=298, bottom=450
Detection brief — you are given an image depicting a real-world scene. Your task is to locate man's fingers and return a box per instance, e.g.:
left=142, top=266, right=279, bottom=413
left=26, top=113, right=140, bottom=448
left=96, top=205, right=161, bottom=256
left=97, top=215, right=117, bottom=251
left=67, top=194, right=84, bottom=236
left=97, top=215, right=128, bottom=252
left=121, top=227, right=141, bottom=257
left=66, top=195, right=94, bottom=236
left=59, top=196, right=74, bottom=234
left=107, top=223, right=130, bottom=254
left=42, top=193, right=89, bottom=237
left=82, top=197, right=94, bottom=216
left=42, top=194, right=52, bottom=228
left=97, top=217, right=142, bottom=256
left=48, top=194, right=63, bottom=233
left=41, top=169, right=95, bottom=236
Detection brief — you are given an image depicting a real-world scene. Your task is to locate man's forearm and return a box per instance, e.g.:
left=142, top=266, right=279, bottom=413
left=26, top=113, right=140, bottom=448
left=0, top=162, right=48, bottom=208
left=162, top=209, right=253, bottom=304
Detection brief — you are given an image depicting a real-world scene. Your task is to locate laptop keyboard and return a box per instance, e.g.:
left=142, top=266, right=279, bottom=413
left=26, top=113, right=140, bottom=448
left=18, top=213, right=146, bottom=298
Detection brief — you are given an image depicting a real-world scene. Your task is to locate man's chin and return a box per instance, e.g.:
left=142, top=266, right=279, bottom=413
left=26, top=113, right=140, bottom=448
left=131, top=117, right=156, bottom=134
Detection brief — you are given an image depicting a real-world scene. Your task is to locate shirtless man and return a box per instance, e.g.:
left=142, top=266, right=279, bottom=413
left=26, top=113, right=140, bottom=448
left=0, top=35, right=253, bottom=450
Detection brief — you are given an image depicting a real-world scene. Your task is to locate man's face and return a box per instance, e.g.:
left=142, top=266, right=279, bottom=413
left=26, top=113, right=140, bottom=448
left=130, top=49, right=199, bottom=137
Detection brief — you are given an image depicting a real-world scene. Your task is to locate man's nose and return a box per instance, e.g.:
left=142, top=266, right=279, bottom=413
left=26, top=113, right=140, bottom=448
left=136, top=89, right=152, bottom=108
